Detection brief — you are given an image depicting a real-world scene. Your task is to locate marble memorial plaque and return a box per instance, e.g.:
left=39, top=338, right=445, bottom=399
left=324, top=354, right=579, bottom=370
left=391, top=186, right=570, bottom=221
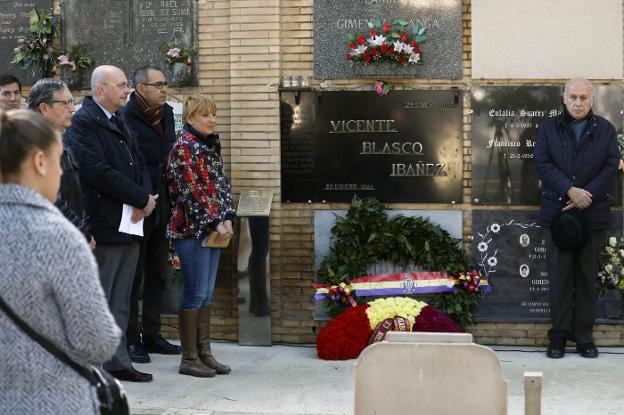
left=313, top=0, right=462, bottom=79
left=281, top=90, right=463, bottom=203
left=63, top=0, right=197, bottom=87
left=472, top=0, right=623, bottom=79
left=315, top=90, right=463, bottom=203
left=0, top=0, right=53, bottom=84
left=472, top=210, right=623, bottom=322
left=471, top=85, right=623, bottom=205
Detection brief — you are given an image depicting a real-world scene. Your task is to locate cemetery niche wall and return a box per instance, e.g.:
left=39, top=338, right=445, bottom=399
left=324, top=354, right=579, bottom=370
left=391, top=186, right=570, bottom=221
left=313, top=0, right=462, bottom=80
left=472, top=210, right=624, bottom=322
left=0, top=0, right=53, bottom=84
left=280, top=89, right=463, bottom=203
left=471, top=85, right=624, bottom=206
left=62, top=0, right=197, bottom=88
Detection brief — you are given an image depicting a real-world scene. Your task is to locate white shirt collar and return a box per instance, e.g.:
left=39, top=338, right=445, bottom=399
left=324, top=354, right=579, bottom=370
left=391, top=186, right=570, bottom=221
left=93, top=98, right=114, bottom=119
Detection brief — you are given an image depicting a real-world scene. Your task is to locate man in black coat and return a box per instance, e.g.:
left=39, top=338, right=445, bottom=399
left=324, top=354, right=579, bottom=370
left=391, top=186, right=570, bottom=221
left=121, top=66, right=180, bottom=361
left=27, top=78, right=94, bottom=248
left=534, top=78, right=620, bottom=359
left=65, top=65, right=158, bottom=382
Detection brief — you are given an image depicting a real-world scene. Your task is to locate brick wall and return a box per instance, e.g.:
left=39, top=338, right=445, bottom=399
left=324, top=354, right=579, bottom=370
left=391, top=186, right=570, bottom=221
left=50, top=0, right=624, bottom=346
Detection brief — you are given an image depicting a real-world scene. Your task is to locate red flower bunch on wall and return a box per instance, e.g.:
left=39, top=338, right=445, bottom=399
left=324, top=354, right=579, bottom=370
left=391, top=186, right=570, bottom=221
left=346, top=20, right=426, bottom=67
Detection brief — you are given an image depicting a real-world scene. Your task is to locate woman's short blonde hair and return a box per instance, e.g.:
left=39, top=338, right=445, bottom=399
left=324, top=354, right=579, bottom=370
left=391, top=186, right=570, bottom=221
left=183, top=94, right=217, bottom=123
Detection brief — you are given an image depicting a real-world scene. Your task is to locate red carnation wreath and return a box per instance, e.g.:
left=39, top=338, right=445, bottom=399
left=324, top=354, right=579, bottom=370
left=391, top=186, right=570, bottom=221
left=316, top=300, right=462, bottom=360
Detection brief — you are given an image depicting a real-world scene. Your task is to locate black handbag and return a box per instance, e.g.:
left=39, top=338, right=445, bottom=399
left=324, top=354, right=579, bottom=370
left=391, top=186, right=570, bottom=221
left=0, top=295, right=129, bottom=415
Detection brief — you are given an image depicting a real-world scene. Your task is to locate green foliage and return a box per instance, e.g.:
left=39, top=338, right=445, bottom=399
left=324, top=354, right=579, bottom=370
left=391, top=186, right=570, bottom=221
left=10, top=9, right=57, bottom=76
left=430, top=291, right=480, bottom=329
left=318, top=196, right=474, bottom=319
left=58, top=43, right=94, bottom=72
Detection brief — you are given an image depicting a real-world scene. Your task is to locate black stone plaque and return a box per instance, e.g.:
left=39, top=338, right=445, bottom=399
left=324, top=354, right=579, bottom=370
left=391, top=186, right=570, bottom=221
left=281, top=91, right=316, bottom=202
left=62, top=0, right=197, bottom=88
left=0, top=0, right=53, bottom=84
left=471, top=85, right=623, bottom=205
left=472, top=209, right=624, bottom=322
left=280, top=90, right=463, bottom=203
left=313, top=0, right=462, bottom=80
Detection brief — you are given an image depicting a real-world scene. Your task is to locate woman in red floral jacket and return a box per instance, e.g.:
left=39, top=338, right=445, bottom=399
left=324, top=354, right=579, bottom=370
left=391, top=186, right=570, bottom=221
left=166, top=95, right=235, bottom=378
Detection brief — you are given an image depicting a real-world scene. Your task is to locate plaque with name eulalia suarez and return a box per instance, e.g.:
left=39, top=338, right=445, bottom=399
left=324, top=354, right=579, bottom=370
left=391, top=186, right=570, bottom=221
left=280, top=90, right=463, bottom=203
left=471, top=85, right=623, bottom=205
left=0, top=0, right=53, bottom=84
left=472, top=210, right=623, bottom=322
left=63, top=0, right=197, bottom=86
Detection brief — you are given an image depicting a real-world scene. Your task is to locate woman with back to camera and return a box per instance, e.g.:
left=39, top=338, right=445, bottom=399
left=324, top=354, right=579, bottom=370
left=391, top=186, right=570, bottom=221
left=167, top=95, right=235, bottom=378
left=0, top=109, right=121, bottom=414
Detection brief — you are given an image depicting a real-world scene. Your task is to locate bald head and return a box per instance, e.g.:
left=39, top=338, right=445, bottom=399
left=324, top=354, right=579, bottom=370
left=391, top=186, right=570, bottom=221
left=90, top=65, right=130, bottom=113
left=91, top=65, right=125, bottom=92
left=563, top=78, right=593, bottom=120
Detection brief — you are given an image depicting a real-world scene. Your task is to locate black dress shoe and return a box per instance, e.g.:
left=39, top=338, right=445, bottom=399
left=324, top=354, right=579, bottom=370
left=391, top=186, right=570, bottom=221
left=109, top=367, right=153, bottom=382
left=143, top=335, right=181, bottom=355
left=576, top=343, right=599, bottom=358
left=128, top=342, right=150, bottom=364
left=546, top=337, right=566, bottom=359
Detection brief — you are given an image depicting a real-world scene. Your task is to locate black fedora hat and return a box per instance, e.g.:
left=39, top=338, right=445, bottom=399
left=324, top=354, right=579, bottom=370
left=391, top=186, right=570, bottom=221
left=550, top=209, right=589, bottom=252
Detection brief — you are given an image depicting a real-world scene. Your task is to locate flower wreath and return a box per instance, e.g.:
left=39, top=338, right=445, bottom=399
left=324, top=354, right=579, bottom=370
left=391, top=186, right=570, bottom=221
left=318, top=197, right=473, bottom=318
left=316, top=297, right=461, bottom=360
left=346, top=20, right=426, bottom=67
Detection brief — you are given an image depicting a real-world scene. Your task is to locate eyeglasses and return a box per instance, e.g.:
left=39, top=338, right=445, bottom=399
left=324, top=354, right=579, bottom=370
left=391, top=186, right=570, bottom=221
left=50, top=99, right=76, bottom=107
left=143, top=81, right=169, bottom=89
left=102, top=82, right=130, bottom=90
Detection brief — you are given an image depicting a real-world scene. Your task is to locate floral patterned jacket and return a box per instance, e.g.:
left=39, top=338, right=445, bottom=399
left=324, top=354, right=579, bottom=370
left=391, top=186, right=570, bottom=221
left=166, top=125, right=235, bottom=239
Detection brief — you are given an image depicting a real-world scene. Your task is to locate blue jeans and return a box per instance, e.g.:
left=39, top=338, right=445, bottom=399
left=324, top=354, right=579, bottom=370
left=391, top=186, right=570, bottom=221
left=173, top=238, right=221, bottom=310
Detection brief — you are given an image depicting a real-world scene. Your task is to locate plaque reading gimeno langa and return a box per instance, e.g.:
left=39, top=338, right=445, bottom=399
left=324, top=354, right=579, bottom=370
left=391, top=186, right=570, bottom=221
left=280, top=90, right=463, bottom=203
left=471, top=85, right=623, bottom=206
left=313, top=0, right=463, bottom=79
left=472, top=210, right=623, bottom=322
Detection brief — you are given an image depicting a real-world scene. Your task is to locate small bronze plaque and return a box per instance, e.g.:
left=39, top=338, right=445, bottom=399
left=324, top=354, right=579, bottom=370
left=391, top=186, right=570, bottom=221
left=237, top=190, right=273, bottom=217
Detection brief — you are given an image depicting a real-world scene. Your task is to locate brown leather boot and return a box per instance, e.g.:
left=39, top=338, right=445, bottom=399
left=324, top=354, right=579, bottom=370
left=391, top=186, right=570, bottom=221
left=198, top=305, right=231, bottom=374
left=178, top=309, right=216, bottom=377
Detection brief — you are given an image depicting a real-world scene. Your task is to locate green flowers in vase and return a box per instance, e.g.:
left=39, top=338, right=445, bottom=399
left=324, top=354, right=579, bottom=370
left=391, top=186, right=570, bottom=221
left=10, top=9, right=58, bottom=77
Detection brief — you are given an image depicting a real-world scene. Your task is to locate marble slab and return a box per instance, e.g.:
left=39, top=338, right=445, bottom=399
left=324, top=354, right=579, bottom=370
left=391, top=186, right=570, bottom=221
left=472, top=0, right=623, bottom=79
left=472, top=210, right=623, bottom=322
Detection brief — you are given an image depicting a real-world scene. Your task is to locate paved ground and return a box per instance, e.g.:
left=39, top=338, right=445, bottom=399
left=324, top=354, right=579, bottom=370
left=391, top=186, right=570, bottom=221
left=124, top=341, right=624, bottom=415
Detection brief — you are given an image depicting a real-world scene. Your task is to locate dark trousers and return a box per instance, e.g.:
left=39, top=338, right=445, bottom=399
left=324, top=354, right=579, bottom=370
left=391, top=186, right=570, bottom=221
left=127, top=217, right=169, bottom=344
left=547, top=229, right=606, bottom=344
left=248, top=216, right=270, bottom=315
left=95, top=242, right=140, bottom=371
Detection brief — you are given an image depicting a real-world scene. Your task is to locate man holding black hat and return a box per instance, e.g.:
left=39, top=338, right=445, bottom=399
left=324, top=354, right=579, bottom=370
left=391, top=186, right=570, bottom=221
left=534, top=78, right=620, bottom=359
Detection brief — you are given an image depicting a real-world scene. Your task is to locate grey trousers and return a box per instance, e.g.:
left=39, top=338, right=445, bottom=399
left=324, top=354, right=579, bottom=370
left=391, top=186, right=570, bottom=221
left=546, top=229, right=606, bottom=344
left=95, top=242, right=140, bottom=371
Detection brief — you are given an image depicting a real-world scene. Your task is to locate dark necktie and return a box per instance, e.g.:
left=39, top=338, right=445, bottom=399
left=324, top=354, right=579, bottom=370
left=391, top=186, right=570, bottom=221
left=111, top=114, right=124, bottom=132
